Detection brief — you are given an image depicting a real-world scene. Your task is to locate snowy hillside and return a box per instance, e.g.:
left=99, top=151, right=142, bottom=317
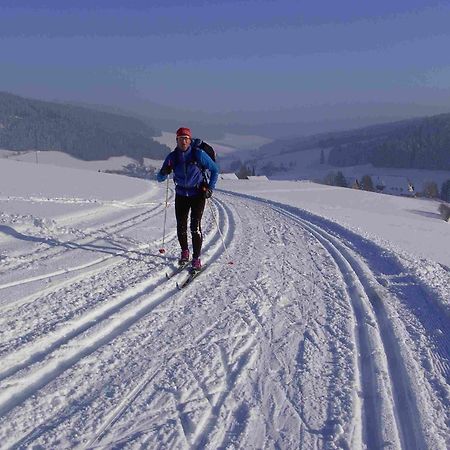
left=153, top=131, right=270, bottom=156
left=0, top=159, right=449, bottom=449
left=0, top=149, right=142, bottom=173
left=235, top=144, right=450, bottom=195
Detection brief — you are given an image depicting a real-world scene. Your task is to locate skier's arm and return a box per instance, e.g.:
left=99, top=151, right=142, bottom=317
left=157, top=154, right=174, bottom=182
left=199, top=152, right=219, bottom=189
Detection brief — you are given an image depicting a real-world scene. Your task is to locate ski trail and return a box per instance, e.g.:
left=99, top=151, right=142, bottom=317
left=81, top=198, right=236, bottom=449
left=0, top=205, right=164, bottom=275
left=0, top=231, right=177, bottom=314
left=222, top=192, right=442, bottom=448
left=109, top=195, right=348, bottom=450
left=2, top=190, right=447, bottom=449
left=271, top=204, right=427, bottom=449
left=0, top=200, right=226, bottom=383
left=0, top=187, right=174, bottom=278
left=0, top=201, right=223, bottom=356
left=0, top=196, right=235, bottom=448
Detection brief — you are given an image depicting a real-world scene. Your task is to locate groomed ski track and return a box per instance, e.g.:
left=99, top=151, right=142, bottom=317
left=0, top=190, right=448, bottom=449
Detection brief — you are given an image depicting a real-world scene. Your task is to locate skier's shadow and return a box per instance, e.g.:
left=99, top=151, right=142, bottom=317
left=0, top=225, right=172, bottom=262
left=407, top=209, right=441, bottom=220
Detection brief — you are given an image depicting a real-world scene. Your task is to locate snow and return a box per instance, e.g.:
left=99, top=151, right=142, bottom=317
left=0, top=149, right=142, bottom=173
left=220, top=179, right=450, bottom=268
left=219, top=173, right=239, bottom=180
left=243, top=145, right=450, bottom=197
left=0, top=158, right=449, bottom=449
left=247, top=175, right=269, bottom=181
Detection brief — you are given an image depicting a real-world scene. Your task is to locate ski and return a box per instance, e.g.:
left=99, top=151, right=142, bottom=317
left=176, top=266, right=205, bottom=289
left=165, top=261, right=190, bottom=280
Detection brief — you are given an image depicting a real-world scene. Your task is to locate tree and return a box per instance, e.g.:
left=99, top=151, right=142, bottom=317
left=440, top=179, right=450, bottom=202
left=320, top=149, right=325, bottom=164
left=438, top=203, right=450, bottom=221
left=335, top=171, right=348, bottom=187
left=361, top=174, right=374, bottom=191
left=423, top=181, right=439, bottom=198
left=236, top=163, right=251, bottom=179
left=323, top=171, right=337, bottom=186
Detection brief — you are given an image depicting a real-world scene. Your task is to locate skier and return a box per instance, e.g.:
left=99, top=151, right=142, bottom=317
left=157, top=127, right=219, bottom=271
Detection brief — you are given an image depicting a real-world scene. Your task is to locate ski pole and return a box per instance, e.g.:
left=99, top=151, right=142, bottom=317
left=159, top=177, right=170, bottom=254
left=207, top=198, right=233, bottom=265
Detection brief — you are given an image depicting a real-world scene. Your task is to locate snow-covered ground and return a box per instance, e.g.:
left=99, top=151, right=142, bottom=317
left=0, top=158, right=449, bottom=449
left=0, top=149, right=144, bottom=173
left=232, top=142, right=450, bottom=195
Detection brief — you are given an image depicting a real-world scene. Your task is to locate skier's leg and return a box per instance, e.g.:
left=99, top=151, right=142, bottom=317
left=190, top=195, right=206, bottom=259
left=175, top=195, right=190, bottom=252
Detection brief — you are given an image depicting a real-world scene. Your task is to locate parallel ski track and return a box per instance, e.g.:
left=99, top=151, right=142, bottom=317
left=0, top=189, right=174, bottom=277
left=86, top=195, right=360, bottom=449
left=269, top=204, right=430, bottom=450
left=0, top=191, right=178, bottom=313
left=2, top=191, right=446, bottom=448
left=218, top=191, right=435, bottom=449
left=82, top=197, right=236, bottom=449
left=0, top=198, right=225, bottom=384
left=0, top=197, right=234, bottom=449
left=86, top=196, right=342, bottom=449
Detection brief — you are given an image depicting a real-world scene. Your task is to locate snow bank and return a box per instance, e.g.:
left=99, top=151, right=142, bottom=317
left=219, top=179, right=450, bottom=267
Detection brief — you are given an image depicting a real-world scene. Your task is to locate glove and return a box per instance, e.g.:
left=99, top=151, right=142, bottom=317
left=156, top=171, right=166, bottom=182
left=160, top=165, right=172, bottom=176
left=199, top=182, right=212, bottom=198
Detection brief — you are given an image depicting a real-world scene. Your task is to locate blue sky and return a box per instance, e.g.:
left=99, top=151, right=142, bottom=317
left=1, top=0, right=450, bottom=125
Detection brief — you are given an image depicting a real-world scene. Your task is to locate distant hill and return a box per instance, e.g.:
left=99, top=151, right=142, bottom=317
left=255, top=114, right=450, bottom=171
left=0, top=92, right=169, bottom=161
left=326, top=114, right=450, bottom=170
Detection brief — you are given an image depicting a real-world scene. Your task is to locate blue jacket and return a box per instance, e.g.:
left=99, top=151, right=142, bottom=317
left=157, top=142, right=219, bottom=197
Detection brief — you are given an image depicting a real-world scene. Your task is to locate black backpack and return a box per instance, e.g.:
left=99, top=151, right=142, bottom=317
left=197, top=140, right=216, bottom=162
left=192, top=139, right=216, bottom=185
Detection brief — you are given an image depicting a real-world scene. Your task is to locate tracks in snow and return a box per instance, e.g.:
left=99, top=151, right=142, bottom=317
left=0, top=192, right=172, bottom=292
left=1, top=190, right=448, bottom=449
left=271, top=205, right=423, bottom=449
left=0, top=198, right=234, bottom=448
left=226, top=191, right=448, bottom=450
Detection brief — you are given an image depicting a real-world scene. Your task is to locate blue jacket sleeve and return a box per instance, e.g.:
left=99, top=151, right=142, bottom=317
left=156, top=171, right=166, bottom=183
left=199, top=151, right=219, bottom=190
left=157, top=153, right=174, bottom=183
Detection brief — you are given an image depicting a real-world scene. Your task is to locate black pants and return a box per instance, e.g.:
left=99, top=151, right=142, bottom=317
left=175, top=194, right=206, bottom=258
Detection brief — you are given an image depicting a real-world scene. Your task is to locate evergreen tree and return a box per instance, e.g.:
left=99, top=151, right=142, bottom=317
left=323, top=171, right=337, bottom=186
left=320, top=149, right=325, bottom=164
left=361, top=174, right=374, bottom=191
left=423, top=181, right=439, bottom=198
left=440, top=179, right=450, bottom=202
left=335, top=171, right=348, bottom=187
left=236, top=163, right=251, bottom=179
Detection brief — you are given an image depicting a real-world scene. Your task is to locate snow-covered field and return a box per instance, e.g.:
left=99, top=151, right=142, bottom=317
left=0, top=149, right=145, bottom=173
left=0, top=158, right=449, bottom=449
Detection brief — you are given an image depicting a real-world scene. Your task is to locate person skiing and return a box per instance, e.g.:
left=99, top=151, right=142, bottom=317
left=157, top=127, right=219, bottom=271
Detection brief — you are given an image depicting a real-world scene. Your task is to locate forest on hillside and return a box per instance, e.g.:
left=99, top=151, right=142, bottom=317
left=327, top=114, right=450, bottom=170
left=252, top=114, right=450, bottom=171
left=0, top=92, right=169, bottom=161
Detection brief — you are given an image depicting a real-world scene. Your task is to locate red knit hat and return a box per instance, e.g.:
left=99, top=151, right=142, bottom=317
left=176, top=127, right=192, bottom=138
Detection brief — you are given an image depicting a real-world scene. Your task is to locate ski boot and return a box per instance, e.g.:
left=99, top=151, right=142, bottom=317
left=191, top=257, right=202, bottom=272
left=179, top=249, right=190, bottom=266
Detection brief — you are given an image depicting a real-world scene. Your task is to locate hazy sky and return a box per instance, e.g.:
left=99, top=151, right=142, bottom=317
left=1, top=0, right=450, bottom=121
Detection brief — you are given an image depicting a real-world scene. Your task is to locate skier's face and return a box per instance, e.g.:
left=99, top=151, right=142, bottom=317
left=177, top=136, right=191, bottom=151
